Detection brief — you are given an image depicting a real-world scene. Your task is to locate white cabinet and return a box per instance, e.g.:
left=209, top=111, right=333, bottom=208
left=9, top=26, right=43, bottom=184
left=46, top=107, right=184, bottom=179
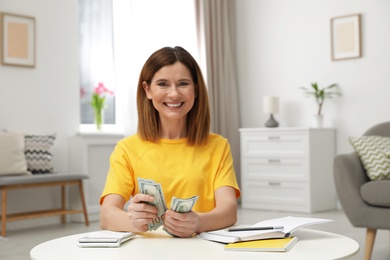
left=239, top=128, right=337, bottom=213
left=68, top=134, right=124, bottom=222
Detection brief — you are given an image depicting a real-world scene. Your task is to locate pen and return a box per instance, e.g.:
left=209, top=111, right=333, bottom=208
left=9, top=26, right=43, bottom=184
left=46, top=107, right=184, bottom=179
left=228, top=226, right=284, bottom=232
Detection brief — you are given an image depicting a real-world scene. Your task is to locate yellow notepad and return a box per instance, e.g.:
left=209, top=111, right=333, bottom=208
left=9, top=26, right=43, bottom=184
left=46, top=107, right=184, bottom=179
left=224, top=237, right=298, bottom=252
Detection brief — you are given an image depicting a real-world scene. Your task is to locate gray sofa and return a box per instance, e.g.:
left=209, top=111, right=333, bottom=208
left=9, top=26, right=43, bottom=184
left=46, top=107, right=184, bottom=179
left=334, top=122, right=390, bottom=260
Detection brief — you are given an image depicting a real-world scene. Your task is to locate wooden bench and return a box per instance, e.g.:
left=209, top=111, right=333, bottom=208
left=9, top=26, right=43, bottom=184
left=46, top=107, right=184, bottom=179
left=0, top=173, right=90, bottom=237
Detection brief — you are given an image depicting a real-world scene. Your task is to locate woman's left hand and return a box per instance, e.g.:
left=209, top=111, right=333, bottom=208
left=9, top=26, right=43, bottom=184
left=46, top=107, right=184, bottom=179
left=163, top=210, right=199, bottom=238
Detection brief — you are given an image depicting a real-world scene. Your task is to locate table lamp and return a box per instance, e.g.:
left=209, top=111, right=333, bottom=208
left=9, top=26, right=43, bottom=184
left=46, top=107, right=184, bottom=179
left=263, top=96, right=279, bottom=127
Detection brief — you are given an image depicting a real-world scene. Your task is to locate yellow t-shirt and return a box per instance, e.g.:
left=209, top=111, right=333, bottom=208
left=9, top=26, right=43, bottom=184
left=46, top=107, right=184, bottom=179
left=100, top=133, right=240, bottom=212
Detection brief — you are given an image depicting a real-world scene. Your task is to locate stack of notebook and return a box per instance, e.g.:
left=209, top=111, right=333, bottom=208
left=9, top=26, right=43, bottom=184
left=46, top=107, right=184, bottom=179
left=198, top=216, right=334, bottom=252
left=77, top=230, right=135, bottom=248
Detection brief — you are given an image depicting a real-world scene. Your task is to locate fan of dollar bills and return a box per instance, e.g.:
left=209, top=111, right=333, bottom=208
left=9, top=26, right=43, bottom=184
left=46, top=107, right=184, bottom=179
left=137, top=178, right=199, bottom=231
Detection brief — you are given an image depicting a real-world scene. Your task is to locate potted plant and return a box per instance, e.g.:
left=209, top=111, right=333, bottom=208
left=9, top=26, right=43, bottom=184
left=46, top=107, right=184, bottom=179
left=300, top=82, right=340, bottom=127
left=90, top=82, right=114, bottom=130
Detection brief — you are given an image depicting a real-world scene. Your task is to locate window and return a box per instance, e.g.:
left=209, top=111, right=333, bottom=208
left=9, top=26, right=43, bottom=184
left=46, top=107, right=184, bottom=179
left=79, top=0, right=198, bottom=134
left=79, top=0, right=116, bottom=129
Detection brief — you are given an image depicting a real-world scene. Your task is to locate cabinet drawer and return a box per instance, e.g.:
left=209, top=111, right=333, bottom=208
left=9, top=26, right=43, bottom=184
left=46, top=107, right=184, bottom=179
left=241, top=132, right=308, bottom=157
left=241, top=180, right=310, bottom=212
left=241, top=157, right=309, bottom=181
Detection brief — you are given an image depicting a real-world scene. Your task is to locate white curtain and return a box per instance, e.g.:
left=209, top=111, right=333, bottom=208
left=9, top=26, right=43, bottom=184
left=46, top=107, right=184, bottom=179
left=195, top=0, right=241, bottom=182
left=79, top=0, right=115, bottom=124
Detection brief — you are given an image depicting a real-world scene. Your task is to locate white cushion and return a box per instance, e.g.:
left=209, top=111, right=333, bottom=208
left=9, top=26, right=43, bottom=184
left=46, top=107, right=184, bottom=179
left=0, top=132, right=31, bottom=176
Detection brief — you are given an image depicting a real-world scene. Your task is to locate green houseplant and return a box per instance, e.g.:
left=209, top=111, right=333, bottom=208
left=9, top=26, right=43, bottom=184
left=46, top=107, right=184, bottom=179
left=300, top=82, right=340, bottom=116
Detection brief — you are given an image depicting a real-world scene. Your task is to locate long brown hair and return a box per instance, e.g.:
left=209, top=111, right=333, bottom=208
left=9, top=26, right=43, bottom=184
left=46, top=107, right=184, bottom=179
left=137, top=46, right=210, bottom=145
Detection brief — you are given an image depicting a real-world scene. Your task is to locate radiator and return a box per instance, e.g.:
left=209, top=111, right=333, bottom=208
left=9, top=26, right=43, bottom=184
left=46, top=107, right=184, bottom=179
left=68, top=134, right=124, bottom=222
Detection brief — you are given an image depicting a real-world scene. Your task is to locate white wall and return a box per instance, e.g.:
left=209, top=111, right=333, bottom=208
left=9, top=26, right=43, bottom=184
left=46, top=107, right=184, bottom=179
left=235, top=0, right=390, bottom=154
left=0, top=0, right=79, bottom=170
left=0, top=0, right=79, bottom=228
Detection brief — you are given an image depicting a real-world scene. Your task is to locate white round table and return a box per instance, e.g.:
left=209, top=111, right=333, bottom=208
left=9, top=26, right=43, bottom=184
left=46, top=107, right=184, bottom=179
left=30, top=228, right=359, bottom=260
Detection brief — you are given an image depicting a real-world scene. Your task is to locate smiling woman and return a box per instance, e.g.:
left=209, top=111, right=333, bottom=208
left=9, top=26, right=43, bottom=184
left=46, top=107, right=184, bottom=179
left=79, top=0, right=198, bottom=134
left=99, top=46, right=240, bottom=238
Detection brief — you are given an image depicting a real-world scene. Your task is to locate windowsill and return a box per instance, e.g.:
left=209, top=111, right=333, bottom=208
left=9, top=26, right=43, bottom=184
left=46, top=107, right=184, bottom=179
left=78, top=124, right=125, bottom=138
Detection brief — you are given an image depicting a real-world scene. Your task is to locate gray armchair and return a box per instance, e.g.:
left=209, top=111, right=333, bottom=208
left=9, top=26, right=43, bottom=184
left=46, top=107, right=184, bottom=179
left=334, top=122, right=390, bottom=260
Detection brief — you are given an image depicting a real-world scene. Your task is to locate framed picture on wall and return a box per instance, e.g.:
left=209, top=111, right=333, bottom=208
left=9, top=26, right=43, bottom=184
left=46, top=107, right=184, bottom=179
left=331, top=14, right=361, bottom=61
left=0, top=12, right=35, bottom=67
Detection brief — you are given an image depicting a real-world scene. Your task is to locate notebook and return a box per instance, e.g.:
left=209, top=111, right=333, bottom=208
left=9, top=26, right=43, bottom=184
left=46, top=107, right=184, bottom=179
left=198, top=216, right=333, bottom=243
left=224, top=237, right=298, bottom=252
left=77, top=230, right=135, bottom=248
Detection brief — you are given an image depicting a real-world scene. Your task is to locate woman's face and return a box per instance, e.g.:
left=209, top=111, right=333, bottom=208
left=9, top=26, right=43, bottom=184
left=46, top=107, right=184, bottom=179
left=143, top=62, right=196, bottom=123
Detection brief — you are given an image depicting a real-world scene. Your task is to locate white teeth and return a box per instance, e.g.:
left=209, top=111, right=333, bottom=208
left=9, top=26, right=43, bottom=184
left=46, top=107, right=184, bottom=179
left=166, top=103, right=181, bottom=107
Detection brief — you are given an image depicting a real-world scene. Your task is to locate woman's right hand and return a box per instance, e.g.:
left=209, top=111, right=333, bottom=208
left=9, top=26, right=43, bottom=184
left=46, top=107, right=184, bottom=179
left=127, top=193, right=158, bottom=232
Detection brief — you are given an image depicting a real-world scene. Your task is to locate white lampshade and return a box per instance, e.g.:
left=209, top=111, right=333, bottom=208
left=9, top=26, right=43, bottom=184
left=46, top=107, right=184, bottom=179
left=263, top=96, right=279, bottom=114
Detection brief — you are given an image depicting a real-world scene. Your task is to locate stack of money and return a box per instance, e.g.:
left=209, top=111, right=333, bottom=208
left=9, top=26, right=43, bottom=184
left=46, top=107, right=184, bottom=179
left=164, top=195, right=199, bottom=236
left=137, top=178, right=198, bottom=232
left=138, top=178, right=168, bottom=231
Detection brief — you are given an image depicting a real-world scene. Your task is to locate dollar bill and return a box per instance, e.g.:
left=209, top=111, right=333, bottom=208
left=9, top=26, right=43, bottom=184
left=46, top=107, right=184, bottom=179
left=137, top=178, right=168, bottom=231
left=163, top=195, right=199, bottom=236
left=170, top=195, right=199, bottom=213
left=137, top=178, right=199, bottom=233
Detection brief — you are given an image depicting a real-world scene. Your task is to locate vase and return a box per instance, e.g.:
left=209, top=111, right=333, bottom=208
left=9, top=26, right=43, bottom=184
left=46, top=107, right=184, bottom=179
left=265, top=114, right=279, bottom=128
left=312, top=114, right=323, bottom=128
left=94, top=109, right=104, bottom=130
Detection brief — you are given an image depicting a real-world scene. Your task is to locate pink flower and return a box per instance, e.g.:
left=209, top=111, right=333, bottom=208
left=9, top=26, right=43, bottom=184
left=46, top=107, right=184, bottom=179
left=94, top=82, right=114, bottom=96
left=80, top=87, right=86, bottom=98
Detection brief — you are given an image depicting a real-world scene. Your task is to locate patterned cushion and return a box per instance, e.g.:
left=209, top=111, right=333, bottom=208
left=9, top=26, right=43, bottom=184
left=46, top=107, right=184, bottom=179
left=25, top=134, right=56, bottom=174
left=349, top=135, right=390, bottom=180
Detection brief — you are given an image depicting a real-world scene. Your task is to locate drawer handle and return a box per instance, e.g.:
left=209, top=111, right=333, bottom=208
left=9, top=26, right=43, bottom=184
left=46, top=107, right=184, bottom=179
left=268, top=159, right=281, bottom=163
left=268, top=182, right=281, bottom=186
left=268, top=136, right=280, bottom=140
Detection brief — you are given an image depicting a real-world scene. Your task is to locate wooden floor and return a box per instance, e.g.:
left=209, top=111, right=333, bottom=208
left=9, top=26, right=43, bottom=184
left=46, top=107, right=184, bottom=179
left=0, top=207, right=389, bottom=260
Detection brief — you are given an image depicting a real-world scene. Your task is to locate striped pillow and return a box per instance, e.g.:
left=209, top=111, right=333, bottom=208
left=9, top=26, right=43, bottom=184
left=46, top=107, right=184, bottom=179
left=349, top=135, right=390, bottom=180
left=24, top=134, right=56, bottom=174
